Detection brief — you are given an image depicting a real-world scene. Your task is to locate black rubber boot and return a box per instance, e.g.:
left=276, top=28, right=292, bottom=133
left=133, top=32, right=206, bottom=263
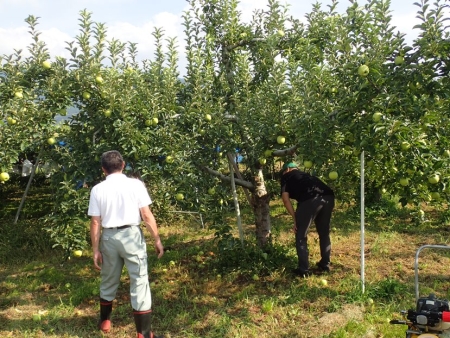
left=99, top=298, right=113, bottom=333
left=133, top=309, right=163, bottom=338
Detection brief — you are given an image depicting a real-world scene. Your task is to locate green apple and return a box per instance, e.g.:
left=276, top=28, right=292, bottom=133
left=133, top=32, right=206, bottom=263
left=394, top=56, right=404, bottom=65
left=175, top=193, right=184, bottom=201
left=82, top=91, right=91, bottom=100
left=399, top=178, right=409, bottom=186
left=7, top=117, right=17, bottom=125
left=259, top=158, right=267, bottom=165
left=320, top=279, right=328, bottom=286
left=304, top=160, right=313, bottom=169
left=14, top=91, right=23, bottom=99
left=264, top=149, right=273, bottom=157
left=47, top=137, right=56, bottom=145
left=431, top=192, right=440, bottom=200
left=252, top=274, right=260, bottom=281
left=261, top=252, right=268, bottom=260
left=145, top=119, right=152, bottom=127
left=328, top=171, right=338, bottom=180
left=277, top=29, right=285, bottom=37
left=32, top=313, right=41, bottom=322
left=401, top=141, right=410, bottom=151
left=199, top=129, right=205, bottom=136
left=42, top=60, right=52, bottom=69
left=104, top=109, right=112, bottom=117
left=152, top=117, right=159, bottom=126
left=0, top=172, right=10, bottom=182
left=73, top=250, right=83, bottom=257
left=204, top=114, right=212, bottom=122
left=165, top=155, right=174, bottom=164
left=367, top=298, right=374, bottom=305
left=277, top=135, right=286, bottom=144
left=169, top=260, right=176, bottom=266
left=406, top=168, right=415, bottom=175
left=443, top=150, right=450, bottom=157
left=372, top=112, right=382, bottom=122
left=358, top=64, right=370, bottom=77
left=95, top=75, right=104, bottom=84
left=59, top=109, right=67, bottom=116
left=208, top=187, right=215, bottom=195
left=428, top=174, right=440, bottom=184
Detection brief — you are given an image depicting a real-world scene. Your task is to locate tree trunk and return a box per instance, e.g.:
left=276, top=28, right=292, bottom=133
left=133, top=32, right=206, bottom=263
left=253, top=169, right=271, bottom=247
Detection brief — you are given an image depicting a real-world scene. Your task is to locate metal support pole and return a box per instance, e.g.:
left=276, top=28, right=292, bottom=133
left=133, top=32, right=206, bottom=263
left=360, top=151, right=365, bottom=293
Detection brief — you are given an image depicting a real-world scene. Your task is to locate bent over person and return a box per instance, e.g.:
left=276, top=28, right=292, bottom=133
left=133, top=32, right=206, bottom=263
left=88, top=150, right=164, bottom=338
left=280, top=162, right=335, bottom=278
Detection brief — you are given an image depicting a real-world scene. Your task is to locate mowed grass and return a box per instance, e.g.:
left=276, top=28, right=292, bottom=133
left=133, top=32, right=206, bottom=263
left=1, top=182, right=450, bottom=337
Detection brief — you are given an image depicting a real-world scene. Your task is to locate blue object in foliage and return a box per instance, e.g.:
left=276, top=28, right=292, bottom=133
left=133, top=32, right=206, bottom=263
left=236, top=155, right=243, bottom=163
left=75, top=180, right=84, bottom=190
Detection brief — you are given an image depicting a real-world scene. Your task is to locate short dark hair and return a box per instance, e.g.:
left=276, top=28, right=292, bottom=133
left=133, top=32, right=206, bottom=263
left=101, top=150, right=124, bottom=174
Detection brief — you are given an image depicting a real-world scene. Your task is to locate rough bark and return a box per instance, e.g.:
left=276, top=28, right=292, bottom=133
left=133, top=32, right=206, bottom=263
left=253, top=169, right=271, bottom=247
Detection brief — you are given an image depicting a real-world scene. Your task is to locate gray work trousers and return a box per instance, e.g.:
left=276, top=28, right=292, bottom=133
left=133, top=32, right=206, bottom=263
left=295, top=195, right=335, bottom=272
left=100, top=226, right=152, bottom=311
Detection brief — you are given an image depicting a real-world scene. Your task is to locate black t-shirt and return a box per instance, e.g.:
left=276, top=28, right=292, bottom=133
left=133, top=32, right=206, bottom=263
left=280, top=169, right=334, bottom=203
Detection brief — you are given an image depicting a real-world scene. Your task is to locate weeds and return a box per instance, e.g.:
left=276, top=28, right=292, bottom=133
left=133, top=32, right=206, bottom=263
left=1, top=184, right=450, bottom=337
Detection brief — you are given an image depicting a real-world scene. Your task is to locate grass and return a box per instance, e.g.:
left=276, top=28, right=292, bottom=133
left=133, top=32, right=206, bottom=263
left=1, top=181, right=450, bottom=337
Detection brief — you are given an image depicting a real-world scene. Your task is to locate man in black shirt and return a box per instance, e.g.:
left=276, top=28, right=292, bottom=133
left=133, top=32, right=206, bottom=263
left=280, top=162, right=335, bottom=277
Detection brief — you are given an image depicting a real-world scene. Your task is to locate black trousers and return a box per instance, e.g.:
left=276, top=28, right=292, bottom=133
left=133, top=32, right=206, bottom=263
left=295, top=195, right=335, bottom=272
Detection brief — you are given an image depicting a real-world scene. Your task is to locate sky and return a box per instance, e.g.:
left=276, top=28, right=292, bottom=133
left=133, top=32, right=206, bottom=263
left=0, top=0, right=424, bottom=72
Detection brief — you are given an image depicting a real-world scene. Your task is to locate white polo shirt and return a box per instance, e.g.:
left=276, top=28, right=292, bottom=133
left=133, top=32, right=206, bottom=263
left=88, top=173, right=152, bottom=228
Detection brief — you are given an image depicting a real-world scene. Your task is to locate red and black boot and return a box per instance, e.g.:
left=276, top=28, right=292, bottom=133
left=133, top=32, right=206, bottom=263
left=98, top=298, right=113, bottom=333
left=133, top=309, right=163, bottom=338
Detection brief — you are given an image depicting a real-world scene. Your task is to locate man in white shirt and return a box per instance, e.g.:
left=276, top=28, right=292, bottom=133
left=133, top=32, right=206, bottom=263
left=88, top=150, right=164, bottom=338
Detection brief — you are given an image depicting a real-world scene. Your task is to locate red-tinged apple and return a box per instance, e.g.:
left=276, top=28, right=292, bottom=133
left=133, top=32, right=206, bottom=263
left=358, top=65, right=370, bottom=77
left=277, top=136, right=286, bottom=144
left=304, top=161, right=313, bottom=169
left=42, top=60, right=52, bottom=69
left=428, top=174, right=440, bottom=184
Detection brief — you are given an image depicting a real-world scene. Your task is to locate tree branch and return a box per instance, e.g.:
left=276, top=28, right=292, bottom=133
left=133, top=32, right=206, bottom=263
left=202, top=165, right=254, bottom=191
left=272, top=145, right=297, bottom=157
